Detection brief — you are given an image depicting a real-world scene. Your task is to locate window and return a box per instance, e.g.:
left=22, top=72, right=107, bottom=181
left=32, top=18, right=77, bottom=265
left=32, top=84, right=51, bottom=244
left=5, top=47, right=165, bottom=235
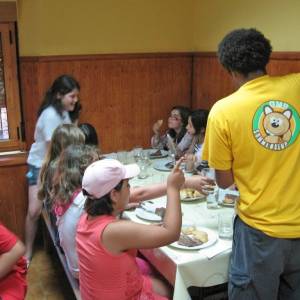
left=0, top=22, right=23, bottom=151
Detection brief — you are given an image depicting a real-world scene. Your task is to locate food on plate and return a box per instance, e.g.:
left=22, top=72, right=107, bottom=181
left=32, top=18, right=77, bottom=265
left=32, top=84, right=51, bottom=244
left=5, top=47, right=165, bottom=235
left=180, top=188, right=203, bottom=200
left=149, top=149, right=162, bottom=158
left=178, top=227, right=209, bottom=247
left=154, top=207, right=166, bottom=218
left=223, top=194, right=238, bottom=204
left=165, top=161, right=174, bottom=169
left=178, top=233, right=202, bottom=247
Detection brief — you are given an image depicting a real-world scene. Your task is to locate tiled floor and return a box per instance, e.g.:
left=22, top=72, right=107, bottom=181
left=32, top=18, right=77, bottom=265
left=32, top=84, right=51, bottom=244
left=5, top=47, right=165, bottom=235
left=26, top=245, right=76, bottom=300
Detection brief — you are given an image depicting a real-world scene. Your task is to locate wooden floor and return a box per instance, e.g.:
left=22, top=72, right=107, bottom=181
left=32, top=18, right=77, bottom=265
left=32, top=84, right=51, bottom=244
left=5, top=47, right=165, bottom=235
left=26, top=244, right=76, bottom=300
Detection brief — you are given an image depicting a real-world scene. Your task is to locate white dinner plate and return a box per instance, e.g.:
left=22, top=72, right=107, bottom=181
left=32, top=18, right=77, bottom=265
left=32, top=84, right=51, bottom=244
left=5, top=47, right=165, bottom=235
left=135, top=207, right=162, bottom=222
left=180, top=189, right=206, bottom=202
left=149, top=149, right=169, bottom=159
left=169, top=227, right=218, bottom=250
left=153, top=159, right=173, bottom=172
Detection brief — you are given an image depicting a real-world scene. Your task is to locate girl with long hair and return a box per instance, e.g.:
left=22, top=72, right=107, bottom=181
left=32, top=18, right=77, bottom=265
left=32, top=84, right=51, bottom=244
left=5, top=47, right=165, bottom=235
left=151, top=106, right=192, bottom=156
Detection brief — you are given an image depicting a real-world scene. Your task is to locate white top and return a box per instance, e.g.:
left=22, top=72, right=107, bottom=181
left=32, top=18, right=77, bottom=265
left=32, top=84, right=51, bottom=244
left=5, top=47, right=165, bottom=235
left=56, top=191, right=85, bottom=278
left=194, top=143, right=203, bottom=162
left=27, top=106, right=71, bottom=167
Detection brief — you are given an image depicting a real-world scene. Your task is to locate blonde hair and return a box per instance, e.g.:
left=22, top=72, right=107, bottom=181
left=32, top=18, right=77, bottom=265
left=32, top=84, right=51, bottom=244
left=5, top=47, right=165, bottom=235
left=51, top=144, right=100, bottom=207
left=37, top=124, right=85, bottom=203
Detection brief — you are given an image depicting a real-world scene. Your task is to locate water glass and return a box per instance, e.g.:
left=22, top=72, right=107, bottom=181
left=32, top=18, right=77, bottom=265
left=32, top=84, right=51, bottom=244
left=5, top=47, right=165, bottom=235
left=137, top=159, right=148, bottom=179
left=133, top=147, right=143, bottom=162
left=185, top=154, right=195, bottom=173
left=117, top=151, right=127, bottom=164
left=141, top=150, right=151, bottom=166
left=218, top=211, right=234, bottom=239
left=201, top=168, right=219, bottom=209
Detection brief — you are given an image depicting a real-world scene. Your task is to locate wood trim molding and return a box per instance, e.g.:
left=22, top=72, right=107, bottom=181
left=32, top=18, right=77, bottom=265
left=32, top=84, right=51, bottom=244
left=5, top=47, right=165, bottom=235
left=20, top=52, right=194, bottom=62
left=0, top=152, right=27, bottom=167
left=193, top=51, right=300, bottom=60
left=0, top=2, right=17, bottom=22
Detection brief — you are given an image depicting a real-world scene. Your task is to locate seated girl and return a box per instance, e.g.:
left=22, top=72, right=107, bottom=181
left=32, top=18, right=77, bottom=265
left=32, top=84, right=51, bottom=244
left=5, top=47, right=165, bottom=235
left=0, top=223, right=27, bottom=300
left=76, top=158, right=185, bottom=299
left=185, top=109, right=209, bottom=163
left=51, top=145, right=100, bottom=278
left=151, top=106, right=192, bottom=156
left=51, top=145, right=213, bottom=279
left=79, top=123, right=99, bottom=147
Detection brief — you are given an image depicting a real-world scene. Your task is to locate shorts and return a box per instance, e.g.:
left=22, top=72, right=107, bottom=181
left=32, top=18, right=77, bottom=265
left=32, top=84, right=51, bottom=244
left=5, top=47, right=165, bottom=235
left=26, top=164, right=40, bottom=186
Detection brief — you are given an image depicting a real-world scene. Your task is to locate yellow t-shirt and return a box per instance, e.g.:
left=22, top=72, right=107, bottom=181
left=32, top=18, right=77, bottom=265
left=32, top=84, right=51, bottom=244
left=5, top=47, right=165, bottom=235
left=202, top=74, right=300, bottom=238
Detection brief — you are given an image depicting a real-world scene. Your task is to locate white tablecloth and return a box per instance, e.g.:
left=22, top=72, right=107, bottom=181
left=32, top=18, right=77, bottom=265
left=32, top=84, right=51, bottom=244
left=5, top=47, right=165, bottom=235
left=124, top=159, right=234, bottom=300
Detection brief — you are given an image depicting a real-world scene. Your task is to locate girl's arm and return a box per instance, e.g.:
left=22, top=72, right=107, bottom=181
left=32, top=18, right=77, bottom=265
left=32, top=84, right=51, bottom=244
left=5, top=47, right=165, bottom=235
left=175, top=132, right=193, bottom=158
left=129, top=174, right=213, bottom=203
left=0, top=240, right=25, bottom=279
left=129, top=183, right=167, bottom=203
left=102, top=159, right=185, bottom=252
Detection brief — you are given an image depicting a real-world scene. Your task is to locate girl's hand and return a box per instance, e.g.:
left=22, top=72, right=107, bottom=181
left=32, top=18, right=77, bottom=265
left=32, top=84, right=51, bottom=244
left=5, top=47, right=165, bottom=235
left=153, top=119, right=163, bottom=134
left=185, top=175, right=215, bottom=195
left=167, top=158, right=185, bottom=190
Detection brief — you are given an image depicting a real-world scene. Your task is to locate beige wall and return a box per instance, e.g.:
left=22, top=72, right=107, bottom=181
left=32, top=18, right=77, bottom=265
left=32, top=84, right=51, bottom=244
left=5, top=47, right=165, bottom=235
left=17, top=0, right=300, bottom=56
left=193, top=0, right=300, bottom=51
left=17, top=0, right=194, bottom=56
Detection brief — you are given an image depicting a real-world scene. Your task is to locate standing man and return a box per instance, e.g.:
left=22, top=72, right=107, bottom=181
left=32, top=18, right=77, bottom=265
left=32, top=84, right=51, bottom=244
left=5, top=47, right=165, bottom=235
left=202, top=28, right=300, bottom=299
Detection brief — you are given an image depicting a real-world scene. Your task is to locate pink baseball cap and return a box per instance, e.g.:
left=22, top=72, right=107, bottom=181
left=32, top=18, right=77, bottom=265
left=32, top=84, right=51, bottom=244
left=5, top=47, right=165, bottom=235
left=82, top=159, right=140, bottom=199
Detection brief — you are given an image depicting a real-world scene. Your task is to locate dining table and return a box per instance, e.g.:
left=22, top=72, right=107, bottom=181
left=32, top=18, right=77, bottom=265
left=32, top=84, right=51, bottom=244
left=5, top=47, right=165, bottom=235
left=121, top=153, right=235, bottom=300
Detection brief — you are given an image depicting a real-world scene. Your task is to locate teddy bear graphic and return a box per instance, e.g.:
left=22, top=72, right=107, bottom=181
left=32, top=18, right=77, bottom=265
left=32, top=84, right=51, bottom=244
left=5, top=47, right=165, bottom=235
left=263, top=105, right=292, bottom=144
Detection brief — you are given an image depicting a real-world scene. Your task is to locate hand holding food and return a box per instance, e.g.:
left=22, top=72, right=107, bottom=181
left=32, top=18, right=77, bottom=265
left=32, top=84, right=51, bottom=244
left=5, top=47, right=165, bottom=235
left=152, top=119, right=163, bottom=134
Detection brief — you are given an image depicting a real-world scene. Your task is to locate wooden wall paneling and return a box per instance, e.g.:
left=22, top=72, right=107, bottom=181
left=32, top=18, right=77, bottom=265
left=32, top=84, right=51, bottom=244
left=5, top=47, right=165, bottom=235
left=0, top=154, right=27, bottom=240
left=20, top=54, right=193, bottom=153
left=268, top=52, right=300, bottom=75
left=192, top=52, right=300, bottom=110
left=192, top=53, right=235, bottom=110
left=19, top=59, right=39, bottom=148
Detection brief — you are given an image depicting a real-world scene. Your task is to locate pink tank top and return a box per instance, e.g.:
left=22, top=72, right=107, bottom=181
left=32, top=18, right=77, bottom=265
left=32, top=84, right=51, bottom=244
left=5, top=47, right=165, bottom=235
left=76, top=214, right=167, bottom=300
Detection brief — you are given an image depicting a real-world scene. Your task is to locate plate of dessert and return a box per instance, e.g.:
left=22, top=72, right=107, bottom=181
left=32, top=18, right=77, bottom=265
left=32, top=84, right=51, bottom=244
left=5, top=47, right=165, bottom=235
left=218, top=189, right=239, bottom=207
left=135, top=201, right=166, bottom=222
left=149, top=149, right=168, bottom=159
left=170, top=226, right=217, bottom=250
left=180, top=188, right=206, bottom=202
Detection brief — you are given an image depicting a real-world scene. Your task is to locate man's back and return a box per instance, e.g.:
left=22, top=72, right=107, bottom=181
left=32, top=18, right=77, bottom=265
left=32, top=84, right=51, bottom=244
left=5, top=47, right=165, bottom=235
left=203, top=73, right=300, bottom=237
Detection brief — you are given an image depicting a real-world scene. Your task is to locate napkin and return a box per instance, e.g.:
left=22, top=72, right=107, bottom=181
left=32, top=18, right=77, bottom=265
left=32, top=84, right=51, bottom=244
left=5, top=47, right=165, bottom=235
left=201, top=239, right=232, bottom=259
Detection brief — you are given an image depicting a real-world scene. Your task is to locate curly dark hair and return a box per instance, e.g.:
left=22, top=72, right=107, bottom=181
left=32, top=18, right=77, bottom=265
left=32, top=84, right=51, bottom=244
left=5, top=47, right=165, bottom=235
left=217, top=28, right=272, bottom=76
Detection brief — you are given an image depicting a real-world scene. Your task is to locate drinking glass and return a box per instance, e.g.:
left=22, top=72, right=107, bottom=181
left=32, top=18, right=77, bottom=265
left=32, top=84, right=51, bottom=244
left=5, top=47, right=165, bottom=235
left=137, top=159, right=148, bottom=179
left=117, top=151, right=127, bottom=164
left=218, top=211, right=234, bottom=239
left=185, top=154, right=195, bottom=173
left=133, top=147, right=143, bottom=162
left=201, top=168, right=219, bottom=209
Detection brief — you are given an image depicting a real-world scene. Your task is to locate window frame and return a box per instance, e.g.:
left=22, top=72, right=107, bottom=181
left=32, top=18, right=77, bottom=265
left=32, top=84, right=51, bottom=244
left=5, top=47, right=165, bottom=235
left=0, top=22, right=24, bottom=151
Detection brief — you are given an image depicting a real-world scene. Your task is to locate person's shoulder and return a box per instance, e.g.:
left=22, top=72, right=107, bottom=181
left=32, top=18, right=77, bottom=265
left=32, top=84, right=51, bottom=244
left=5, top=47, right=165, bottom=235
left=40, top=106, right=61, bottom=120
left=209, top=93, right=237, bottom=117
left=280, top=73, right=300, bottom=84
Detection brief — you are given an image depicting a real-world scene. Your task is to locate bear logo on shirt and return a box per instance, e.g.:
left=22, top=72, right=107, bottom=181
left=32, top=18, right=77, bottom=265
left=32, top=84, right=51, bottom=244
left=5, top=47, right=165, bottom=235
left=262, top=105, right=292, bottom=144
left=252, top=100, right=300, bottom=151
